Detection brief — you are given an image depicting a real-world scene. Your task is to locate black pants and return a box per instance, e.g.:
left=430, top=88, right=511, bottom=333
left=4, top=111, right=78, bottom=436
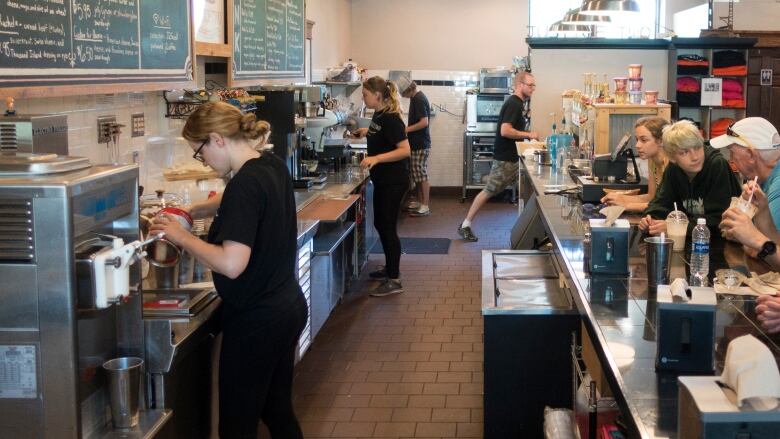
left=218, top=288, right=308, bottom=439
left=373, top=182, right=407, bottom=279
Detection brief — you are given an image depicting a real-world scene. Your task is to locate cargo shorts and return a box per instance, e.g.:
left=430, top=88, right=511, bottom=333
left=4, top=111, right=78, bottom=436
left=482, top=159, right=518, bottom=196
left=410, top=149, right=430, bottom=183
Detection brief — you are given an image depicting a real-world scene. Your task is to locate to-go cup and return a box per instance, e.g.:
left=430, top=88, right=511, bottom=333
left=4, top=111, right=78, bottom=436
left=666, top=211, right=689, bottom=252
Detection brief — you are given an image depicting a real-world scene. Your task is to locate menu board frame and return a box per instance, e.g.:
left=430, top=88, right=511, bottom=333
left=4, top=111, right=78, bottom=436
left=0, top=0, right=195, bottom=98
left=231, top=0, right=305, bottom=85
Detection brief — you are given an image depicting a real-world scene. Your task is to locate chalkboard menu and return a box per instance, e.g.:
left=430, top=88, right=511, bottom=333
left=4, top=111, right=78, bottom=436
left=0, top=0, right=192, bottom=89
left=233, top=0, right=304, bottom=81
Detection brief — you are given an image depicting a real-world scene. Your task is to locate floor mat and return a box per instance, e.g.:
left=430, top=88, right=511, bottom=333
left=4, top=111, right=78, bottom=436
left=371, top=237, right=451, bottom=255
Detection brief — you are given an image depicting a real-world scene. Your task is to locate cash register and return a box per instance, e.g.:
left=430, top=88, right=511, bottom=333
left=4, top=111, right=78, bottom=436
left=573, top=133, right=649, bottom=203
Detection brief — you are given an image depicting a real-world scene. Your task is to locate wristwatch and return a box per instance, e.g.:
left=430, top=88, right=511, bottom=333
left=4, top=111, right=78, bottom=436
left=757, top=241, right=777, bottom=261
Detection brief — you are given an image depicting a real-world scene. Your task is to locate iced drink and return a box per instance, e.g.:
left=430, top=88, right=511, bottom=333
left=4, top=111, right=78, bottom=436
left=666, top=210, right=689, bottom=252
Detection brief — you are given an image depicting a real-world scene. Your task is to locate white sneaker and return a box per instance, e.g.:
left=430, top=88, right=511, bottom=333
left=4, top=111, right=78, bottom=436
left=409, top=207, right=431, bottom=217
left=403, top=202, right=421, bottom=211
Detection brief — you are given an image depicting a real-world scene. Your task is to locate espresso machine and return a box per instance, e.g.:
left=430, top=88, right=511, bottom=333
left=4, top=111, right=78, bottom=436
left=0, top=155, right=168, bottom=438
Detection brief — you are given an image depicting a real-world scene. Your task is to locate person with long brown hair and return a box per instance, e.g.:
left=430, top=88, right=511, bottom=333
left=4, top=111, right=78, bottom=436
left=349, top=76, right=412, bottom=296
left=151, top=101, right=306, bottom=438
left=601, top=116, right=670, bottom=211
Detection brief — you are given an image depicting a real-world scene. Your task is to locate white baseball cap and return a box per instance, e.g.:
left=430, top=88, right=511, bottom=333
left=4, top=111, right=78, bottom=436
left=710, top=117, right=780, bottom=150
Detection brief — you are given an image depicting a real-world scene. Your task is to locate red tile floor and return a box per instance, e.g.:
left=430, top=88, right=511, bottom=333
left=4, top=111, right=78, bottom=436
left=278, top=194, right=518, bottom=439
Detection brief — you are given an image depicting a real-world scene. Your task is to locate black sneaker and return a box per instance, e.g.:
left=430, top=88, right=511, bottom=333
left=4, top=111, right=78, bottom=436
left=369, top=266, right=387, bottom=279
left=458, top=226, right=478, bottom=242
left=370, top=279, right=404, bottom=297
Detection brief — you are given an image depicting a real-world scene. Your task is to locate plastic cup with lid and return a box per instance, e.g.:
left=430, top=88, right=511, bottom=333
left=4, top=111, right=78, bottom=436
left=666, top=210, right=689, bottom=252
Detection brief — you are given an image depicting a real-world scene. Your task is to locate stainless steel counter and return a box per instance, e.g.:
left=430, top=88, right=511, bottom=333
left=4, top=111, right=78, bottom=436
left=521, top=159, right=780, bottom=439
left=295, top=166, right=370, bottom=201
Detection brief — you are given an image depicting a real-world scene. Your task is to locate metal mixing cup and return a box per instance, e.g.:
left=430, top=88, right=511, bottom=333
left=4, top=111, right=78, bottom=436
left=103, top=357, right=144, bottom=429
left=645, top=237, right=674, bottom=286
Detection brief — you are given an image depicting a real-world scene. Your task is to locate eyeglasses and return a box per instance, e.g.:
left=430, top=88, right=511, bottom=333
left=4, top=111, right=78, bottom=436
left=726, top=123, right=756, bottom=149
left=192, top=138, right=208, bottom=162
left=521, top=82, right=537, bottom=88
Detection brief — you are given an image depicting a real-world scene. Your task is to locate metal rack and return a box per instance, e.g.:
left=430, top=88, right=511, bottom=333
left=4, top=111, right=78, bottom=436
left=571, top=334, right=620, bottom=439
left=462, top=131, right=516, bottom=203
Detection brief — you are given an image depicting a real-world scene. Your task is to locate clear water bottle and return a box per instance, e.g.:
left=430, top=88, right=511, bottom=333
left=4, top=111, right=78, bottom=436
left=689, top=218, right=710, bottom=286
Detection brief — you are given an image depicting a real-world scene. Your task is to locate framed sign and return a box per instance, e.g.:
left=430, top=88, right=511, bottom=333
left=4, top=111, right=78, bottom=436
left=194, top=0, right=226, bottom=44
left=761, top=69, right=773, bottom=86
left=701, top=77, right=722, bottom=107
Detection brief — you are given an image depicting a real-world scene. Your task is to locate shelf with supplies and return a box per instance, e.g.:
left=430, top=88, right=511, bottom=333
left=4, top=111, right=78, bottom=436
left=668, top=42, right=753, bottom=140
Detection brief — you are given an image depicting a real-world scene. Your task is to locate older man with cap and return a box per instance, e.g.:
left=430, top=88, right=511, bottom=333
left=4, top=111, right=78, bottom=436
left=717, top=118, right=780, bottom=334
left=397, top=73, right=433, bottom=216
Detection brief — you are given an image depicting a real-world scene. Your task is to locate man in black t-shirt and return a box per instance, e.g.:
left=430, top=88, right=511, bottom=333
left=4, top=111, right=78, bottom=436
left=458, top=72, right=539, bottom=242
left=401, top=80, right=432, bottom=216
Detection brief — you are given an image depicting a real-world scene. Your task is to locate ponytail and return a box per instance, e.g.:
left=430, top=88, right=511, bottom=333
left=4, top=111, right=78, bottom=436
left=363, top=76, right=402, bottom=114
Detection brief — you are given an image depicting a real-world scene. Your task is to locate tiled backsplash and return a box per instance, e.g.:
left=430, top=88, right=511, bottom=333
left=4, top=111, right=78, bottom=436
left=11, top=92, right=214, bottom=197
left=11, top=68, right=478, bottom=194
left=347, top=69, right=479, bottom=187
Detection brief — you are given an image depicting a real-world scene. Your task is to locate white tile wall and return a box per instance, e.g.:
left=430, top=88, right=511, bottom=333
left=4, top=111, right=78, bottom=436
left=12, top=91, right=210, bottom=197
left=341, top=69, right=478, bottom=187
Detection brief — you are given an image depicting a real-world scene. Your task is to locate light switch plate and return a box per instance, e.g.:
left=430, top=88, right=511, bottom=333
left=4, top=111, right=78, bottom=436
left=97, top=115, right=116, bottom=143
left=131, top=113, right=145, bottom=137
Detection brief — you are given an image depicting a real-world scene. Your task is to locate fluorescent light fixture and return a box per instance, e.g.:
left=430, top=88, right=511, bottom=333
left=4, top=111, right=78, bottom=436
left=580, top=0, right=641, bottom=17
left=562, top=8, right=612, bottom=26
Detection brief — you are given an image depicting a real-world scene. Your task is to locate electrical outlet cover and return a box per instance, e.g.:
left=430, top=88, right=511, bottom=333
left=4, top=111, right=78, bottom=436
left=131, top=113, right=145, bottom=137
left=97, top=115, right=116, bottom=144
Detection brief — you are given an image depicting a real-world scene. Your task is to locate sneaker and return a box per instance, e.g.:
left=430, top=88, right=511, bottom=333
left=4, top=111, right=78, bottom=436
left=403, top=202, right=421, bottom=212
left=409, top=207, right=431, bottom=217
left=370, top=279, right=404, bottom=297
left=369, top=266, right=387, bottom=279
left=458, top=226, right=479, bottom=242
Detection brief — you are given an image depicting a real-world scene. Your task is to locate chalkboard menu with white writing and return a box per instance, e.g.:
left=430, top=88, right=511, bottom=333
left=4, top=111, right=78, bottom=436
left=0, top=0, right=191, bottom=89
left=232, top=0, right=304, bottom=81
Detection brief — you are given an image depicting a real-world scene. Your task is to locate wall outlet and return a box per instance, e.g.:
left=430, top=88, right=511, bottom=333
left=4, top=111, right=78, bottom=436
left=131, top=113, right=145, bottom=137
left=97, top=115, right=116, bottom=143
left=439, top=103, right=446, bottom=112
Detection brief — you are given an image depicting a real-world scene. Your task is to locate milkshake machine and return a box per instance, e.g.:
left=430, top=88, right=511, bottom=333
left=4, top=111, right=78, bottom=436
left=0, top=155, right=167, bottom=438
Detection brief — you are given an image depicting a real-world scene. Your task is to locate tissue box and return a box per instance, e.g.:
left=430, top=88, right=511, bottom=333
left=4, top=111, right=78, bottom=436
left=588, top=218, right=630, bottom=275
left=679, top=376, right=780, bottom=438
left=656, top=286, right=716, bottom=373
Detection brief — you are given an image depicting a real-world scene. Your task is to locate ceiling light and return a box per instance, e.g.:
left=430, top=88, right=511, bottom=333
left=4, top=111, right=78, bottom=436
left=562, top=8, right=612, bottom=26
left=549, top=20, right=592, bottom=35
left=580, top=0, right=641, bottom=17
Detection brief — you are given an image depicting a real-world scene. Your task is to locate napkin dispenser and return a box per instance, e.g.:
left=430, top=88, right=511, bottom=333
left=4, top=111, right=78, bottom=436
left=656, top=286, right=716, bottom=373
left=588, top=218, right=630, bottom=275
left=678, top=376, right=780, bottom=438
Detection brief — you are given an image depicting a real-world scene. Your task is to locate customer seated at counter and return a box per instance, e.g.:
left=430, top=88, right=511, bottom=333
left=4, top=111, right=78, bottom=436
left=640, top=120, right=741, bottom=235
left=602, top=116, right=669, bottom=212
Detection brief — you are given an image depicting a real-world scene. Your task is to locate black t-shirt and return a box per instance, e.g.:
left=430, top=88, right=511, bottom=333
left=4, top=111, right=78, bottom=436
left=407, top=92, right=431, bottom=150
left=366, top=109, right=409, bottom=185
left=493, top=95, right=529, bottom=163
left=207, top=153, right=300, bottom=318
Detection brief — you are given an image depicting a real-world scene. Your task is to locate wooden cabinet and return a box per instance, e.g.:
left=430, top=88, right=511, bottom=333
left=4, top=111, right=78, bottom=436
left=747, top=47, right=780, bottom=131
left=591, top=104, right=672, bottom=154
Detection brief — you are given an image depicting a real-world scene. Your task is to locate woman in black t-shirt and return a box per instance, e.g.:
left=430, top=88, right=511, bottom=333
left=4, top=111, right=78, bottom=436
left=350, top=76, right=411, bottom=296
left=151, top=102, right=306, bottom=439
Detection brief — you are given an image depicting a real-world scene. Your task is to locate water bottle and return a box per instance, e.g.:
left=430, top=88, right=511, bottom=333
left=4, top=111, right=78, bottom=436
left=547, top=135, right=558, bottom=171
left=689, top=218, right=710, bottom=286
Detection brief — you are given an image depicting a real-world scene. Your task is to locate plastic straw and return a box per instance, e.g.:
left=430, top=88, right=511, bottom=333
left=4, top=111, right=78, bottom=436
left=745, top=175, right=759, bottom=209
left=674, top=202, right=678, bottom=213
left=661, top=232, right=666, bottom=241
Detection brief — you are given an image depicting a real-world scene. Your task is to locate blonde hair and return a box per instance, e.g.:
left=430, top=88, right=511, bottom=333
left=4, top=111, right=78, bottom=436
left=662, top=120, right=703, bottom=156
left=182, top=101, right=270, bottom=144
left=635, top=116, right=669, bottom=142
left=362, top=76, right=402, bottom=114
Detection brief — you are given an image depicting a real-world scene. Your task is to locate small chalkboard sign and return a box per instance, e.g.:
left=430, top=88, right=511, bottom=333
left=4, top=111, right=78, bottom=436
left=0, top=0, right=192, bottom=91
left=232, top=0, right=305, bottom=82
